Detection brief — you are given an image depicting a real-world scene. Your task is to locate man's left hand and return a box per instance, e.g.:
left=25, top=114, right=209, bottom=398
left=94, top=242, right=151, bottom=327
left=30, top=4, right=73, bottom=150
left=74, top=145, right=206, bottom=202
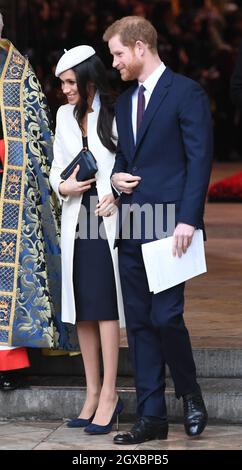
left=172, top=223, right=195, bottom=257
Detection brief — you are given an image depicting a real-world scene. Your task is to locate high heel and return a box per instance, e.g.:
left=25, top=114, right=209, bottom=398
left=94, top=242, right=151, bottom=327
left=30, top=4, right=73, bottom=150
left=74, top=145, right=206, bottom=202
left=84, top=397, right=123, bottom=435
left=67, top=412, right=96, bottom=428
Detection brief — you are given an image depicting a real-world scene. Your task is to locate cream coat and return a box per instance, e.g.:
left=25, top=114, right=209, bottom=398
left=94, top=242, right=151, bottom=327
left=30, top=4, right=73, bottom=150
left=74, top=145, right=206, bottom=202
left=50, top=95, right=125, bottom=327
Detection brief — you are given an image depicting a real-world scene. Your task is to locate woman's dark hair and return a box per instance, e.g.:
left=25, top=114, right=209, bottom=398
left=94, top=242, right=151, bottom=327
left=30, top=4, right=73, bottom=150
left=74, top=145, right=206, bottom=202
left=72, top=54, right=117, bottom=153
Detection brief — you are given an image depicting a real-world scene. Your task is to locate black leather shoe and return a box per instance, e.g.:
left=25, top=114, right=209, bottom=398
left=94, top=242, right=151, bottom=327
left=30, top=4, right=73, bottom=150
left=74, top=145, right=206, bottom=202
left=183, top=393, right=208, bottom=437
left=0, top=373, right=23, bottom=391
left=113, top=417, right=168, bottom=445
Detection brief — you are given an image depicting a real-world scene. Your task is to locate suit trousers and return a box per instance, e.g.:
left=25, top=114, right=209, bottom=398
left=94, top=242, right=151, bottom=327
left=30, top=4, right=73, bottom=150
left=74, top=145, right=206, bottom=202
left=118, top=218, right=200, bottom=419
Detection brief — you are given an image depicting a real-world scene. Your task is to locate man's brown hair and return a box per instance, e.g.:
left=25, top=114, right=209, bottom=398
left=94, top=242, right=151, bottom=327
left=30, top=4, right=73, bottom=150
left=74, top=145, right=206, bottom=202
left=103, top=16, right=157, bottom=52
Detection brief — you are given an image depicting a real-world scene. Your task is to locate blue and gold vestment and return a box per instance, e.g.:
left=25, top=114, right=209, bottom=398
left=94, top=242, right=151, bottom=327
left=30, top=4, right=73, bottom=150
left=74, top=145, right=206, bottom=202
left=0, top=40, right=76, bottom=349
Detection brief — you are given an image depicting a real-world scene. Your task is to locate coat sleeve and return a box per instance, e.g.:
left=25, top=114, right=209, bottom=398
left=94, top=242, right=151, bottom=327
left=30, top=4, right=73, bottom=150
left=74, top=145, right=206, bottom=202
left=111, top=139, right=128, bottom=176
left=110, top=112, right=128, bottom=198
left=111, top=102, right=128, bottom=177
left=49, top=107, right=69, bottom=203
left=177, top=82, right=213, bottom=227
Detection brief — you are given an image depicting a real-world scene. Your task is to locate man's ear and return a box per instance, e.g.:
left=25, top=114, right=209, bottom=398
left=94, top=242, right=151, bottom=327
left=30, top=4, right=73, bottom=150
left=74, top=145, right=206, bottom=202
left=135, top=40, right=146, bottom=57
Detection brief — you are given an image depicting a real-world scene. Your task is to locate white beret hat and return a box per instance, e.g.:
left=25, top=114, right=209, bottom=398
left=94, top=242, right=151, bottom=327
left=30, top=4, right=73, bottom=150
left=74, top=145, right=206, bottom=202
left=55, top=45, right=96, bottom=77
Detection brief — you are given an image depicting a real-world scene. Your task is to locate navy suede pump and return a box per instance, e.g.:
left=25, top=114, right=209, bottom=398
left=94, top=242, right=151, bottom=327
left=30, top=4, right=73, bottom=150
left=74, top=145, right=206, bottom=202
left=84, top=397, right=123, bottom=435
left=67, top=412, right=96, bottom=428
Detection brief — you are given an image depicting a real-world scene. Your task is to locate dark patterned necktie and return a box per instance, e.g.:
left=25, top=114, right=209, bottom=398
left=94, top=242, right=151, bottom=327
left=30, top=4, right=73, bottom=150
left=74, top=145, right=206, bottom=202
left=136, top=84, right=146, bottom=132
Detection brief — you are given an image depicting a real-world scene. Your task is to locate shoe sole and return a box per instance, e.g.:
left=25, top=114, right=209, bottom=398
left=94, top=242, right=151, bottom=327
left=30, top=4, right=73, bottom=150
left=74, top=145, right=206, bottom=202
left=114, top=433, right=168, bottom=445
left=84, top=431, right=111, bottom=435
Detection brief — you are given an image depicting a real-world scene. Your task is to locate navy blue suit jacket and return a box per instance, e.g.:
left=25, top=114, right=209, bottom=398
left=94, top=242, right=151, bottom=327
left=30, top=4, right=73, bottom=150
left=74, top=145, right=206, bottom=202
left=113, top=67, right=213, bottom=242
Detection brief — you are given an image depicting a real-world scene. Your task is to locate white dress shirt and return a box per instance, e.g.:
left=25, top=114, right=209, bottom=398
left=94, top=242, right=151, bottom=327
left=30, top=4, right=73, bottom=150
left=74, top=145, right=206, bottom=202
left=111, top=62, right=166, bottom=197
left=132, top=62, right=166, bottom=143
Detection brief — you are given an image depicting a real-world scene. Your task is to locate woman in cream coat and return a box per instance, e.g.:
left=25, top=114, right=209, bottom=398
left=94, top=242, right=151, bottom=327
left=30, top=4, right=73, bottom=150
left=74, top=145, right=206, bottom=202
left=50, top=46, right=124, bottom=434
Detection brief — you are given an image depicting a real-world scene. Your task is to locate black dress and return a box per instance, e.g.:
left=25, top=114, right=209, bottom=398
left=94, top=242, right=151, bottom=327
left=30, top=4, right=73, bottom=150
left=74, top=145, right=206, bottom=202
left=73, top=136, right=118, bottom=322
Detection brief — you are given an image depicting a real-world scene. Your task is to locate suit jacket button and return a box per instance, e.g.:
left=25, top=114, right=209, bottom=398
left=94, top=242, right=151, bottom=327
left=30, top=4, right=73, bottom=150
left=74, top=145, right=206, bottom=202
left=133, top=166, right=137, bottom=172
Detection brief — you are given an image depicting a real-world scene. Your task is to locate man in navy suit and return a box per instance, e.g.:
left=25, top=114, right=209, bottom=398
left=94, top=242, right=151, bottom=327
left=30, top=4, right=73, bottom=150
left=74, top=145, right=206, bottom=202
left=103, top=16, right=213, bottom=445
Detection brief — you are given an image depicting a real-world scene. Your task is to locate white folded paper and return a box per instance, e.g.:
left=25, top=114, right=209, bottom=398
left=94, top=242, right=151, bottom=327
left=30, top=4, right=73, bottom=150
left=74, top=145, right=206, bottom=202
left=141, top=229, right=207, bottom=294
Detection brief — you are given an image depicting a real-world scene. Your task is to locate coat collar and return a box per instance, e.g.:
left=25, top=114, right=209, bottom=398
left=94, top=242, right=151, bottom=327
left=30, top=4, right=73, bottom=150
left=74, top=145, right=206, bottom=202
left=91, top=91, right=100, bottom=112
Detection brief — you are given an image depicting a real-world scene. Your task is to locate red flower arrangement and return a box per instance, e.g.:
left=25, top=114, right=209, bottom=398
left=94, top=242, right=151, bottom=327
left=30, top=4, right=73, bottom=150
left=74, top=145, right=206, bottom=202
left=208, top=172, right=242, bottom=202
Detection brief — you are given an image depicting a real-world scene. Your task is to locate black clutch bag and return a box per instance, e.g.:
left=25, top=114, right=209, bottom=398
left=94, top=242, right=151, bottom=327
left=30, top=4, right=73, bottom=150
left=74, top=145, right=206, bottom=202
left=60, top=147, right=98, bottom=182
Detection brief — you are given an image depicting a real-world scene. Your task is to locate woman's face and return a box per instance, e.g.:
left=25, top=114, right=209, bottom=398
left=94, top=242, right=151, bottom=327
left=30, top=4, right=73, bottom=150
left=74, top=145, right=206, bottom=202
left=59, top=69, right=80, bottom=105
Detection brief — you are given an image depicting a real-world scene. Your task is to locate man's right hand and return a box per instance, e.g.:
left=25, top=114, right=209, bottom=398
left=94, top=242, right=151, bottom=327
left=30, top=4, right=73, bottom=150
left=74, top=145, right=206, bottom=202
left=59, top=165, right=96, bottom=197
left=111, top=172, right=141, bottom=194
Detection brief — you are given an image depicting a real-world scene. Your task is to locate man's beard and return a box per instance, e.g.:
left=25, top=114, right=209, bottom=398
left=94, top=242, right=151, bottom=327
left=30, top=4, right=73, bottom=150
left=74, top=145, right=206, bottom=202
left=120, top=61, right=141, bottom=81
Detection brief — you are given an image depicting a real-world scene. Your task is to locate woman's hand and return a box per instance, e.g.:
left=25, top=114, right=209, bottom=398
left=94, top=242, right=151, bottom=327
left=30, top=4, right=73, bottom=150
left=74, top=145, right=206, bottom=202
left=95, top=193, right=118, bottom=217
left=59, top=165, right=96, bottom=197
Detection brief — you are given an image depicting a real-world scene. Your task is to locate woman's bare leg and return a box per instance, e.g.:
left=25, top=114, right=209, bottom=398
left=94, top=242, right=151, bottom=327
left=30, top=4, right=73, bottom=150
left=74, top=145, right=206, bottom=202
left=76, top=321, right=101, bottom=418
left=92, top=320, right=120, bottom=425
